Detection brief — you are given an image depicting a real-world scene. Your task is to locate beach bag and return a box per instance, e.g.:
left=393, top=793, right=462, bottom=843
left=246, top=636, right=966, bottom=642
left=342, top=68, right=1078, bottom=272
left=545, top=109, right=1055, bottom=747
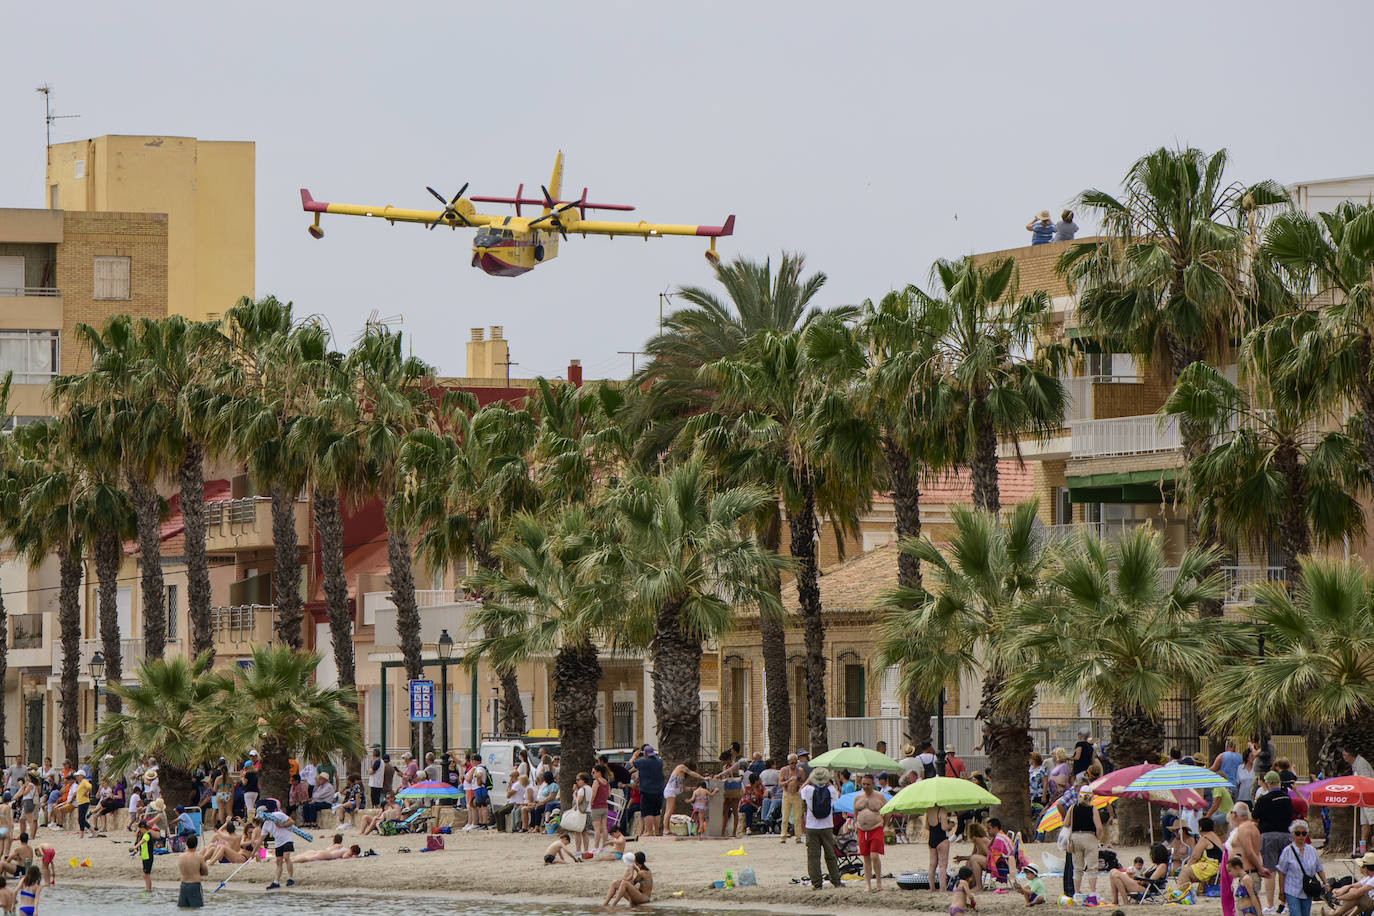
left=425, top=835, right=445, bottom=851
left=668, top=814, right=692, bottom=837
left=809, top=786, right=831, bottom=819
left=560, top=809, right=587, bottom=833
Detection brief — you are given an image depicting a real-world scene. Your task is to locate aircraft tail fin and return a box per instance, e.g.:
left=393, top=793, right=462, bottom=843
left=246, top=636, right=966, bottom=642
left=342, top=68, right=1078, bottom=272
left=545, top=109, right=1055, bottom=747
left=547, top=151, right=564, bottom=204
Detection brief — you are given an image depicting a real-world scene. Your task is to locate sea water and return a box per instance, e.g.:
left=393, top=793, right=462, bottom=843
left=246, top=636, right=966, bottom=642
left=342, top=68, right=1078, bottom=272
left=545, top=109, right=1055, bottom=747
left=32, top=883, right=788, bottom=915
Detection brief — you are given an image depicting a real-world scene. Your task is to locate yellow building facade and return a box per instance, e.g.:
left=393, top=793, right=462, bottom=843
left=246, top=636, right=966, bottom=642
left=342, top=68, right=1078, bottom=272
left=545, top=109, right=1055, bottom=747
left=45, top=136, right=254, bottom=322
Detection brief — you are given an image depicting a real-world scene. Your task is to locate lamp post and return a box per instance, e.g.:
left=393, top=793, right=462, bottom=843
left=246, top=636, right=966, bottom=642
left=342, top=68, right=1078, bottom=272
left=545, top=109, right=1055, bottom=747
left=491, top=686, right=500, bottom=737
left=436, top=630, right=454, bottom=763
left=89, top=651, right=105, bottom=781
left=1255, top=627, right=1272, bottom=779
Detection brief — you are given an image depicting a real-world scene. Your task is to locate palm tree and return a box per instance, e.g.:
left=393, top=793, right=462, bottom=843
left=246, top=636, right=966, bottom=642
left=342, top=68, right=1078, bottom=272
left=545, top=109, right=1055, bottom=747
left=92, top=652, right=218, bottom=805
left=401, top=400, right=538, bottom=736
left=702, top=328, right=877, bottom=753
left=198, top=646, right=364, bottom=805
left=913, top=257, right=1067, bottom=512
left=467, top=508, right=621, bottom=803
left=343, top=325, right=437, bottom=752
left=1161, top=361, right=1366, bottom=586
left=0, top=375, right=16, bottom=763
left=629, top=253, right=830, bottom=758
left=1058, top=147, right=1287, bottom=550
left=597, top=460, right=784, bottom=770
left=217, top=295, right=331, bottom=649
left=873, top=501, right=1056, bottom=834
left=1000, top=527, right=1237, bottom=842
left=1200, top=556, right=1374, bottom=850
left=1252, top=202, right=1374, bottom=491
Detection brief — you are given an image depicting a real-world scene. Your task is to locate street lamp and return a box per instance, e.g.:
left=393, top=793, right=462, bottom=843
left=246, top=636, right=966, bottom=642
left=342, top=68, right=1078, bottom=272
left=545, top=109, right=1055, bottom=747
left=436, top=630, right=454, bottom=762
left=88, top=651, right=105, bottom=727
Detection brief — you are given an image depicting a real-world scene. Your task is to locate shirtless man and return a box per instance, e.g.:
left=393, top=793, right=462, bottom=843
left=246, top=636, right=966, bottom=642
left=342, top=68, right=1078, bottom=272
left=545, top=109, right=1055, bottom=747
left=602, top=850, right=653, bottom=907
left=853, top=773, right=888, bottom=892
left=4, top=832, right=32, bottom=878
left=778, top=754, right=804, bottom=844
left=177, top=835, right=208, bottom=908
left=1228, top=803, right=1268, bottom=882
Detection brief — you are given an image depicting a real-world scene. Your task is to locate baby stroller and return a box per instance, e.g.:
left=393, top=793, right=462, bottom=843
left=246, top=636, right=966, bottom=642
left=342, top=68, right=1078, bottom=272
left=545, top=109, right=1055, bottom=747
left=834, top=833, right=864, bottom=876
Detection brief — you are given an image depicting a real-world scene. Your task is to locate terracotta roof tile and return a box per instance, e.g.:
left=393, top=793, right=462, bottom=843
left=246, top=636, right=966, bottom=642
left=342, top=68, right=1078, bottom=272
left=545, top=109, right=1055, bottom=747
left=871, top=460, right=1034, bottom=507
left=778, top=542, right=900, bottom=614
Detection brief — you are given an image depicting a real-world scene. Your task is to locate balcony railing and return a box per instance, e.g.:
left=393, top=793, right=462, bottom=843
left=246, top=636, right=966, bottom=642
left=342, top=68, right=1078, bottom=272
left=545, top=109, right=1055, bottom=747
left=10, top=613, right=43, bottom=649
left=211, top=604, right=275, bottom=644
left=0, top=287, right=59, bottom=297
left=205, top=497, right=266, bottom=527
left=1071, top=414, right=1182, bottom=458
left=1158, top=565, right=1287, bottom=603
left=361, top=589, right=459, bottom=626
left=52, top=637, right=145, bottom=674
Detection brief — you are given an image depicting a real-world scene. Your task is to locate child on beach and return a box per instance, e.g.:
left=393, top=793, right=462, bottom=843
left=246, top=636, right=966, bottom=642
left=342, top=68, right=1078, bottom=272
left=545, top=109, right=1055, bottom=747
left=689, top=784, right=717, bottom=836
left=1013, top=862, right=1047, bottom=907
left=134, top=821, right=158, bottom=891
left=543, top=834, right=579, bottom=865
left=951, top=865, right=977, bottom=916
left=0, top=876, right=13, bottom=915
left=16, top=866, right=39, bottom=916
left=1228, top=856, right=1259, bottom=916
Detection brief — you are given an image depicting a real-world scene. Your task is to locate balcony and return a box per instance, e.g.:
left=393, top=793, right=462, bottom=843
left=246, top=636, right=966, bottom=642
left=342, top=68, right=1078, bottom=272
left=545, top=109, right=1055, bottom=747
left=8, top=612, right=48, bottom=668
left=1071, top=414, right=1182, bottom=459
left=1041, top=519, right=1150, bottom=544
left=51, top=637, right=145, bottom=680
left=365, top=590, right=482, bottom=649
left=210, top=604, right=275, bottom=650
left=204, top=496, right=310, bottom=553
left=1158, top=566, right=1287, bottom=605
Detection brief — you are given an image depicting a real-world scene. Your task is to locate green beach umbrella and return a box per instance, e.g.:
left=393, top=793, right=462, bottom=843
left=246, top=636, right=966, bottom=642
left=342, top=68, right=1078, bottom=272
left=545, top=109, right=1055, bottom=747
left=809, top=747, right=905, bottom=773
left=880, top=776, right=1001, bottom=814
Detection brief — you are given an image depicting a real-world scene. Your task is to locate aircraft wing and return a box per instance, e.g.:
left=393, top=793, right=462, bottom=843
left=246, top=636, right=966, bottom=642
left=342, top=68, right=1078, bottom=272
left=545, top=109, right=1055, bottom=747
left=301, top=190, right=495, bottom=229
left=561, top=214, right=735, bottom=239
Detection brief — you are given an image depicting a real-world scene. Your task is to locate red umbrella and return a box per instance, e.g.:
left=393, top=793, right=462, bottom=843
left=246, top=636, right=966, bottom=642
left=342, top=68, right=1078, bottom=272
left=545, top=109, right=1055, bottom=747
left=1299, top=775, right=1374, bottom=807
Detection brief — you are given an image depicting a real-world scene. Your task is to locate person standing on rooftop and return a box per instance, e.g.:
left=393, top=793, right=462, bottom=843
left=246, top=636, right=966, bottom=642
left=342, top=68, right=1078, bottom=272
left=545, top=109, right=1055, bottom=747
left=1055, top=209, right=1079, bottom=241
left=1027, top=210, right=1055, bottom=244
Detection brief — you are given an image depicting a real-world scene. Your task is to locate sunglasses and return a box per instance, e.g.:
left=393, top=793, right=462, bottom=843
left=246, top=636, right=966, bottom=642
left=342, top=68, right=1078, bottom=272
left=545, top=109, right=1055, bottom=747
left=1293, top=830, right=1309, bottom=836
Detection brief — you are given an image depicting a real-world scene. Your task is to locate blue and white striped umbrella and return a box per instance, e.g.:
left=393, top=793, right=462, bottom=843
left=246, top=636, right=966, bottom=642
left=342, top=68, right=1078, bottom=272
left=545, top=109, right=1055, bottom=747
left=1120, top=764, right=1229, bottom=793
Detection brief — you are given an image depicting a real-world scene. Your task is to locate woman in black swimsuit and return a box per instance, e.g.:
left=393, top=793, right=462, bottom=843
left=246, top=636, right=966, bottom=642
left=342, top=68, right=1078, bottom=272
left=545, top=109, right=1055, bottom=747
left=1172, top=817, right=1225, bottom=896
left=927, top=806, right=953, bottom=895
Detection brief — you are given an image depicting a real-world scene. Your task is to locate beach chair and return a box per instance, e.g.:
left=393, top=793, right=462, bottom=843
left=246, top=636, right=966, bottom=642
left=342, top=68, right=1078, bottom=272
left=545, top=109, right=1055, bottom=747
left=392, top=806, right=432, bottom=835
left=834, top=833, right=863, bottom=876
left=606, top=790, right=627, bottom=832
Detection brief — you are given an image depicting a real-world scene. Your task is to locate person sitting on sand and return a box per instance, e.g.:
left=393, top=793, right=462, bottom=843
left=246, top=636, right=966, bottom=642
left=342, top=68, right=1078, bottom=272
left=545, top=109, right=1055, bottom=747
left=357, top=795, right=402, bottom=836
left=602, top=850, right=652, bottom=907
left=594, top=825, right=628, bottom=861
left=201, top=822, right=249, bottom=865
left=1013, top=862, right=1047, bottom=907
left=543, top=833, right=579, bottom=865
left=688, top=783, right=716, bottom=836
left=336, top=775, right=363, bottom=829
left=4, top=833, right=32, bottom=878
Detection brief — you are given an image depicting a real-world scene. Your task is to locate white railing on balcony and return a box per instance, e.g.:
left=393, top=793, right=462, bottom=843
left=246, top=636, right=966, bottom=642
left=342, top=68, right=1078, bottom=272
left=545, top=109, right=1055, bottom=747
left=52, top=637, right=145, bottom=674
left=0, top=287, right=59, bottom=297
left=211, top=604, right=274, bottom=643
left=1157, top=566, right=1287, bottom=603
left=1071, top=414, right=1182, bottom=458
left=361, top=589, right=458, bottom=625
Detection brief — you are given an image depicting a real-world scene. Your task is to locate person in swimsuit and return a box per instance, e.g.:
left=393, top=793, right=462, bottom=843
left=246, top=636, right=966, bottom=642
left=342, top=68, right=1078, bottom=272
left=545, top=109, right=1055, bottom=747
left=950, top=865, right=976, bottom=916
left=853, top=774, right=887, bottom=893
left=1108, top=842, right=1169, bottom=905
left=957, top=822, right=991, bottom=888
left=293, top=835, right=361, bottom=864
left=30, top=847, right=52, bottom=888
left=3, top=834, right=31, bottom=881
left=1172, top=816, right=1225, bottom=897
left=927, top=805, right=953, bottom=895
left=660, top=763, right=705, bottom=835
left=1228, top=856, right=1261, bottom=916
left=177, top=835, right=207, bottom=908
left=0, top=875, right=15, bottom=915
left=0, top=794, right=14, bottom=859
left=201, top=822, right=248, bottom=865
left=602, top=850, right=652, bottom=907
left=542, top=834, right=577, bottom=865
left=15, top=867, right=37, bottom=916
left=688, top=784, right=715, bottom=836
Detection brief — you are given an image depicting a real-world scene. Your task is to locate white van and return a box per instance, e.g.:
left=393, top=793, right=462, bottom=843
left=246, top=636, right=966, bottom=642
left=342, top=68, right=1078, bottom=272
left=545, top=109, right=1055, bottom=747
left=479, top=737, right=560, bottom=805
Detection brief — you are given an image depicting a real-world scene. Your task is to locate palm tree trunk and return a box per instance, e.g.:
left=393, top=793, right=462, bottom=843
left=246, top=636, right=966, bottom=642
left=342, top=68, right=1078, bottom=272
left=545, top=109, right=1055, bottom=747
left=1106, top=704, right=1164, bottom=844
left=1355, top=338, right=1374, bottom=494
left=475, top=546, right=526, bottom=737
left=258, top=735, right=292, bottom=808
left=314, top=487, right=358, bottom=775
left=180, top=443, right=214, bottom=662
left=980, top=669, right=1032, bottom=834
left=386, top=518, right=431, bottom=755
left=651, top=598, right=703, bottom=772
left=57, top=544, right=82, bottom=764
left=1274, top=438, right=1309, bottom=588
left=970, top=400, right=1000, bottom=513
left=93, top=530, right=122, bottom=715
left=0, top=575, right=7, bottom=765
left=757, top=506, right=790, bottom=760
left=886, top=436, right=932, bottom=749
left=787, top=470, right=828, bottom=754
left=127, top=471, right=167, bottom=657
left=553, top=640, right=602, bottom=806
left=269, top=483, right=303, bottom=649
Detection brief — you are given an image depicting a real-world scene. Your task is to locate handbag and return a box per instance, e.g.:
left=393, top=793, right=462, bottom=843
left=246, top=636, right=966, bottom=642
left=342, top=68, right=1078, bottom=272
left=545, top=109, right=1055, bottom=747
left=1291, top=844, right=1324, bottom=899
left=560, top=809, right=587, bottom=833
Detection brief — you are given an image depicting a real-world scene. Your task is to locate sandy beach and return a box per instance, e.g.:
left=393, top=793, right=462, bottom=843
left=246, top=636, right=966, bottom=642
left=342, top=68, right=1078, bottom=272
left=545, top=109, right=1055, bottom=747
left=30, top=824, right=1252, bottom=914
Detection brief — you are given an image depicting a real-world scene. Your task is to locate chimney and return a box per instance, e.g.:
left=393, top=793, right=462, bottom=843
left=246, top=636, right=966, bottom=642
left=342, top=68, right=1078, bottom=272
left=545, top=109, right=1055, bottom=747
left=489, top=325, right=504, bottom=340
left=470, top=328, right=485, bottom=342
left=568, top=359, right=583, bottom=388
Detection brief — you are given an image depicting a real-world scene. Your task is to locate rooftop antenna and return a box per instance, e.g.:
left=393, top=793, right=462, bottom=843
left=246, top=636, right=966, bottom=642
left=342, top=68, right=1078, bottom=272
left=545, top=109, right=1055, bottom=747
left=35, top=85, right=80, bottom=147
left=494, top=354, right=518, bottom=384
left=617, top=350, right=645, bottom=375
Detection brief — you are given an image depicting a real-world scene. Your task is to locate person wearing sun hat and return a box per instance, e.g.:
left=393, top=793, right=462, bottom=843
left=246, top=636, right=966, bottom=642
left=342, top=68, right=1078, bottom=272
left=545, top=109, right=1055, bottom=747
left=1327, top=852, right=1374, bottom=916
left=1026, top=210, right=1055, bottom=245
left=1015, top=861, right=1047, bottom=906
left=800, top=766, right=842, bottom=890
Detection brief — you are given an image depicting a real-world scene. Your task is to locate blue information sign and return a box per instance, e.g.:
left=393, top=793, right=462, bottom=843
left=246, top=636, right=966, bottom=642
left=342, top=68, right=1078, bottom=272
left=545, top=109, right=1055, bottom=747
left=408, top=679, right=435, bottom=722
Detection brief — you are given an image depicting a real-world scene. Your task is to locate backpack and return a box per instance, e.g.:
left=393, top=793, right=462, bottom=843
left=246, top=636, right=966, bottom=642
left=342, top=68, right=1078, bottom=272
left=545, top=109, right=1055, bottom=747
left=922, top=755, right=937, bottom=779
left=809, top=785, right=832, bottom=819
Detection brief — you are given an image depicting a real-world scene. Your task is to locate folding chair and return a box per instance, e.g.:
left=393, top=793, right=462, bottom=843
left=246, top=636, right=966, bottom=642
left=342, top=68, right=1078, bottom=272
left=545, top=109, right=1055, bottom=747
left=393, top=806, right=432, bottom=834
left=606, top=790, right=627, bottom=832
left=834, top=833, right=864, bottom=876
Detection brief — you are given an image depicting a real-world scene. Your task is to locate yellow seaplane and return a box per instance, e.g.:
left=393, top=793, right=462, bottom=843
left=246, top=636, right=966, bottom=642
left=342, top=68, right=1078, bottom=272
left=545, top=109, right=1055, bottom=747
left=301, top=152, right=735, bottom=277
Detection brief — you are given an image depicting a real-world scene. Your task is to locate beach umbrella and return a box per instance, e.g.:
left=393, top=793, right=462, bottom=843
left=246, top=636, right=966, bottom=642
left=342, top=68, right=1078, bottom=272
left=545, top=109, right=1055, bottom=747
left=1089, top=763, right=1160, bottom=796
left=834, top=788, right=893, bottom=814
left=881, top=776, right=1000, bottom=814
left=1121, top=765, right=1230, bottom=793
left=1037, top=793, right=1116, bottom=833
left=397, top=780, right=463, bottom=799
left=810, top=747, right=905, bottom=774
left=1298, top=775, right=1374, bottom=807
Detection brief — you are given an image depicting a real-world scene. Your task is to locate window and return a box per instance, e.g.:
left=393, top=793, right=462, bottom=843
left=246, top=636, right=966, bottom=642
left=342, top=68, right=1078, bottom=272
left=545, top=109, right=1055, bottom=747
left=49, top=185, right=58, bottom=209
left=166, top=584, right=179, bottom=642
left=844, top=663, right=866, bottom=718
left=0, top=331, right=58, bottom=384
left=93, top=256, right=130, bottom=300
left=1055, top=487, right=1072, bottom=525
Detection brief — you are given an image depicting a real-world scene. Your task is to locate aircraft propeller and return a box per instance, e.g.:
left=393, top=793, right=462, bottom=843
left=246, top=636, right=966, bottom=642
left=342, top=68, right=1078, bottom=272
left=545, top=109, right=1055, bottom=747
left=425, top=184, right=470, bottom=229
left=528, top=185, right=580, bottom=240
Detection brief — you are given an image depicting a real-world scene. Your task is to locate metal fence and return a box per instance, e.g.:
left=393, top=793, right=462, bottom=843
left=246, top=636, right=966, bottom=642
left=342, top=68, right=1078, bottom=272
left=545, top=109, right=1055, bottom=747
left=699, top=700, right=720, bottom=762
left=827, top=714, right=1120, bottom=767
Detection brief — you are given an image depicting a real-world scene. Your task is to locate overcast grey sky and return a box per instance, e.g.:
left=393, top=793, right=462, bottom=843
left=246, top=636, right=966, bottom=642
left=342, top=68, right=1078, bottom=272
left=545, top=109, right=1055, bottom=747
left=3, top=1, right=1371, bottom=381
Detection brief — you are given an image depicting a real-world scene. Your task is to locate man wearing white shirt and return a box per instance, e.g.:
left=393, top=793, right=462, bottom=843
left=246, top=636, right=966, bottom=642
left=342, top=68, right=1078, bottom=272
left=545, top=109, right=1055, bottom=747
left=799, top=767, right=842, bottom=890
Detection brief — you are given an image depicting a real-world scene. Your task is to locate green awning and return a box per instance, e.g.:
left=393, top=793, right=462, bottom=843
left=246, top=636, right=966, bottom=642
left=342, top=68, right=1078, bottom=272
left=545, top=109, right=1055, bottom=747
left=1067, top=467, right=1177, bottom=503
